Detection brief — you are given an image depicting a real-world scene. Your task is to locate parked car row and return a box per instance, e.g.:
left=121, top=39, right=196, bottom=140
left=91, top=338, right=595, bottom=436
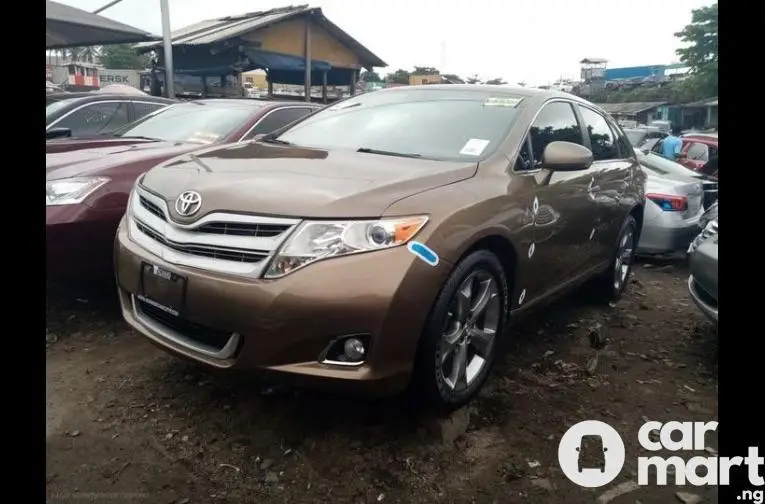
left=47, top=99, right=322, bottom=279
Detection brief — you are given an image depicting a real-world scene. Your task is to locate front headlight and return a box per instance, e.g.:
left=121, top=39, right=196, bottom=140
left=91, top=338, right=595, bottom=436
left=46, top=177, right=110, bottom=206
left=264, top=215, right=429, bottom=278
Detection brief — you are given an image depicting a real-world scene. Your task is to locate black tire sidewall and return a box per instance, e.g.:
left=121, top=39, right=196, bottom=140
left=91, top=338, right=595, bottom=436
left=606, top=215, right=638, bottom=300
left=415, top=250, right=509, bottom=411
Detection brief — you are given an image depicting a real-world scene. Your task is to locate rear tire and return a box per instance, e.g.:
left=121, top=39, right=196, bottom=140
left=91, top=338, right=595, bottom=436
left=591, top=215, right=638, bottom=304
left=413, top=250, right=509, bottom=412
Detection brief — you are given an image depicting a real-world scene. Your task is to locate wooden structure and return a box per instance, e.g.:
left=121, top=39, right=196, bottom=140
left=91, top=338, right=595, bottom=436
left=135, top=5, right=386, bottom=103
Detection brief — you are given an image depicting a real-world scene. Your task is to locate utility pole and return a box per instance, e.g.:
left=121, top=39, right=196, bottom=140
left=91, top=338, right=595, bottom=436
left=159, top=0, right=175, bottom=98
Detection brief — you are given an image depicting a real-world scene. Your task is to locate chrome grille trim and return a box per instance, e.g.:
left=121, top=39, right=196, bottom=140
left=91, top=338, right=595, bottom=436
left=129, top=186, right=300, bottom=276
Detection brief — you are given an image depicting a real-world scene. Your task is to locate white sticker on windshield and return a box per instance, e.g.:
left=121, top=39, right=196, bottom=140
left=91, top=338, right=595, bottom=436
left=484, top=96, right=523, bottom=108
left=460, top=138, right=490, bottom=156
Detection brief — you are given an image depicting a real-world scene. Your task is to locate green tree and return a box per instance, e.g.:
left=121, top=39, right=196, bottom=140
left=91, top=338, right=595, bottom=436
left=484, top=77, right=507, bottom=85
left=466, top=74, right=482, bottom=84
left=360, top=70, right=382, bottom=82
left=385, top=69, right=411, bottom=85
left=674, top=2, right=717, bottom=97
left=413, top=66, right=439, bottom=75
left=441, top=73, right=464, bottom=83
left=99, top=44, right=150, bottom=69
left=70, top=46, right=101, bottom=63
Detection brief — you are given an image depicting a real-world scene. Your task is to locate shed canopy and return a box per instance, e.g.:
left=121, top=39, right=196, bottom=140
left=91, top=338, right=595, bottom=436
left=46, top=0, right=158, bottom=49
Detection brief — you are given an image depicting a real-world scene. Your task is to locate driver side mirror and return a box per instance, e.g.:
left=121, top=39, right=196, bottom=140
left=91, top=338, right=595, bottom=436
left=46, top=127, right=72, bottom=140
left=542, top=141, right=593, bottom=171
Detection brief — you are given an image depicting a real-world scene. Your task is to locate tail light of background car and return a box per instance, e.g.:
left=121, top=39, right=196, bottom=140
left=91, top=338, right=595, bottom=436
left=646, top=193, right=688, bottom=212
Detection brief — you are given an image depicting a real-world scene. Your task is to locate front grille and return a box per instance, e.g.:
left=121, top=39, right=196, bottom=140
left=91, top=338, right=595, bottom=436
left=137, top=299, right=233, bottom=351
left=136, top=221, right=269, bottom=263
left=196, top=222, right=290, bottom=237
left=139, top=196, right=166, bottom=221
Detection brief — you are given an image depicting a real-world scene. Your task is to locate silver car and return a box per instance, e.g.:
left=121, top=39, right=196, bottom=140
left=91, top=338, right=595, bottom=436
left=634, top=150, right=706, bottom=256
left=688, top=212, right=718, bottom=323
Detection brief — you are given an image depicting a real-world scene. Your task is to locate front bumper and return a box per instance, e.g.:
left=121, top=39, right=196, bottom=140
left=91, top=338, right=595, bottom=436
left=687, top=275, right=718, bottom=323
left=115, top=219, right=453, bottom=396
left=46, top=204, right=124, bottom=279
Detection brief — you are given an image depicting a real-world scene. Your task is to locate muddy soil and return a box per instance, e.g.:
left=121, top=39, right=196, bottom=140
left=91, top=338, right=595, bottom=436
left=46, top=261, right=718, bottom=504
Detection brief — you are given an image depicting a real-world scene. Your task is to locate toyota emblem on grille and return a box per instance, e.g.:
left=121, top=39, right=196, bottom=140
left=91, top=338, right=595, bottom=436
left=175, top=191, right=202, bottom=217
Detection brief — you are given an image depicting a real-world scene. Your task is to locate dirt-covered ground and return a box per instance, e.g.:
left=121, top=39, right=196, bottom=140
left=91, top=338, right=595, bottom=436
left=46, top=261, right=718, bottom=504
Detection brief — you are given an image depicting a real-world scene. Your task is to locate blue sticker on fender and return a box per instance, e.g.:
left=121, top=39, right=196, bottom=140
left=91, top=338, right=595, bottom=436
left=408, top=241, right=439, bottom=266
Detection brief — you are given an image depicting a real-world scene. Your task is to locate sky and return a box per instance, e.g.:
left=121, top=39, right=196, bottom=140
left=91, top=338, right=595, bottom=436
left=57, top=0, right=713, bottom=85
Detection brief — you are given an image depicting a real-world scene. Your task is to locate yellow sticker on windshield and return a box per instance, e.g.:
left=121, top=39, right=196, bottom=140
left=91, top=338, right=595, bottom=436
left=484, top=97, right=523, bottom=107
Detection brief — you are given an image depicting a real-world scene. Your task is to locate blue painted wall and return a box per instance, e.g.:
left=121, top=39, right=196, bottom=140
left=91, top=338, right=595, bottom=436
left=604, top=65, right=666, bottom=80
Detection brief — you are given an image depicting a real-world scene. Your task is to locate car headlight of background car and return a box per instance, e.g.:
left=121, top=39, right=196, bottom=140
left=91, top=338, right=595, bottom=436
left=46, top=177, right=110, bottom=206
left=264, top=215, right=429, bottom=278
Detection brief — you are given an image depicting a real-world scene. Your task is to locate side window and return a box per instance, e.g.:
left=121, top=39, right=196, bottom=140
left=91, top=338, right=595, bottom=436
left=687, top=142, right=710, bottom=161
left=514, top=137, right=533, bottom=171
left=243, top=107, right=313, bottom=139
left=578, top=106, right=620, bottom=161
left=133, top=102, right=167, bottom=120
left=527, top=101, right=583, bottom=168
left=608, top=120, right=633, bottom=158
left=56, top=101, right=129, bottom=136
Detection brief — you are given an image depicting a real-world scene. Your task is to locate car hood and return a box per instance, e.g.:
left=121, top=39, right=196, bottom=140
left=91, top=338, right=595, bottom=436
left=46, top=140, right=201, bottom=181
left=140, top=141, right=479, bottom=218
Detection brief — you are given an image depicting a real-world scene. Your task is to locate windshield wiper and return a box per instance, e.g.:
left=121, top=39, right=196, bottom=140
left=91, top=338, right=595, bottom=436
left=116, top=135, right=161, bottom=141
left=357, top=148, right=421, bottom=158
left=260, top=137, right=292, bottom=145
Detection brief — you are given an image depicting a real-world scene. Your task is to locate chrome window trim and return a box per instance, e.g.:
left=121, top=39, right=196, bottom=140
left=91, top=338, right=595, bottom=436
left=237, top=105, right=319, bottom=142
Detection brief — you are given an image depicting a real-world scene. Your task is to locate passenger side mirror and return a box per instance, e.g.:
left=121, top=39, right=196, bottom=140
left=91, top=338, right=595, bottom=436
left=46, top=127, right=72, bottom=140
left=542, top=141, right=593, bottom=171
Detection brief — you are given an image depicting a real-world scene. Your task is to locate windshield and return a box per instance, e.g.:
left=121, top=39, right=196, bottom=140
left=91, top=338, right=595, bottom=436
left=46, top=98, right=80, bottom=120
left=114, top=102, right=257, bottom=144
left=275, top=89, right=523, bottom=161
left=640, top=152, right=701, bottom=179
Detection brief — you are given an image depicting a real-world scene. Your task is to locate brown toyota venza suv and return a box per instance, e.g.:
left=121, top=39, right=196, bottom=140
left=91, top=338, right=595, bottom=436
left=115, top=85, right=645, bottom=410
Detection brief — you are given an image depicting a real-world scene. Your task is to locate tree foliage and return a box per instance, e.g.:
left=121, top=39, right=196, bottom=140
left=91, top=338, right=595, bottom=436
left=413, top=66, right=439, bottom=75
left=674, top=2, right=717, bottom=98
left=466, top=74, right=482, bottom=84
left=484, top=77, right=507, bottom=85
left=360, top=70, right=382, bottom=82
left=99, top=44, right=151, bottom=70
left=593, top=3, right=717, bottom=104
left=385, top=68, right=411, bottom=84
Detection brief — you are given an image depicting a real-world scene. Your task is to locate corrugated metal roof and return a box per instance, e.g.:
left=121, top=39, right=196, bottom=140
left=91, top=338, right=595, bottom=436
left=135, top=4, right=386, bottom=67
left=47, top=0, right=157, bottom=48
left=595, top=102, right=666, bottom=115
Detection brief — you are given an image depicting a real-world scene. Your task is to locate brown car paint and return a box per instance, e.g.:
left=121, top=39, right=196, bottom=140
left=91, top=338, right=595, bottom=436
left=46, top=100, right=320, bottom=280
left=115, top=85, right=646, bottom=396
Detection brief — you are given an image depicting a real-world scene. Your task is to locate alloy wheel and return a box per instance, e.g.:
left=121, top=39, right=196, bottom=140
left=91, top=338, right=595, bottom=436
left=439, top=270, right=501, bottom=391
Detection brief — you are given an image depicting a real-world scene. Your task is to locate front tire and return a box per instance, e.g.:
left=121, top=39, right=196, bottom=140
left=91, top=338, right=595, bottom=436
left=592, top=214, right=638, bottom=303
left=413, top=250, right=509, bottom=412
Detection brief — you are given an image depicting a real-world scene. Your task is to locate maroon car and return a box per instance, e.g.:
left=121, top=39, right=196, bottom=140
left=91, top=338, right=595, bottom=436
left=46, top=99, right=322, bottom=280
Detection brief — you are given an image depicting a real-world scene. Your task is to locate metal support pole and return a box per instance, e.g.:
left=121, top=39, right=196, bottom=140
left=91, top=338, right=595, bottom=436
left=303, top=17, right=312, bottom=102
left=159, top=0, right=175, bottom=98
left=93, top=0, right=124, bottom=14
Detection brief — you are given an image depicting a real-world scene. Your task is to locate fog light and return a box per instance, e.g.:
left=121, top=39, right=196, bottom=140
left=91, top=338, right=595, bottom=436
left=343, top=338, right=365, bottom=361
left=320, top=334, right=371, bottom=366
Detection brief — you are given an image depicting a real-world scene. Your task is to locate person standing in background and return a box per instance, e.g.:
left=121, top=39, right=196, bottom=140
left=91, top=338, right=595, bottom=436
left=660, top=126, right=684, bottom=161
